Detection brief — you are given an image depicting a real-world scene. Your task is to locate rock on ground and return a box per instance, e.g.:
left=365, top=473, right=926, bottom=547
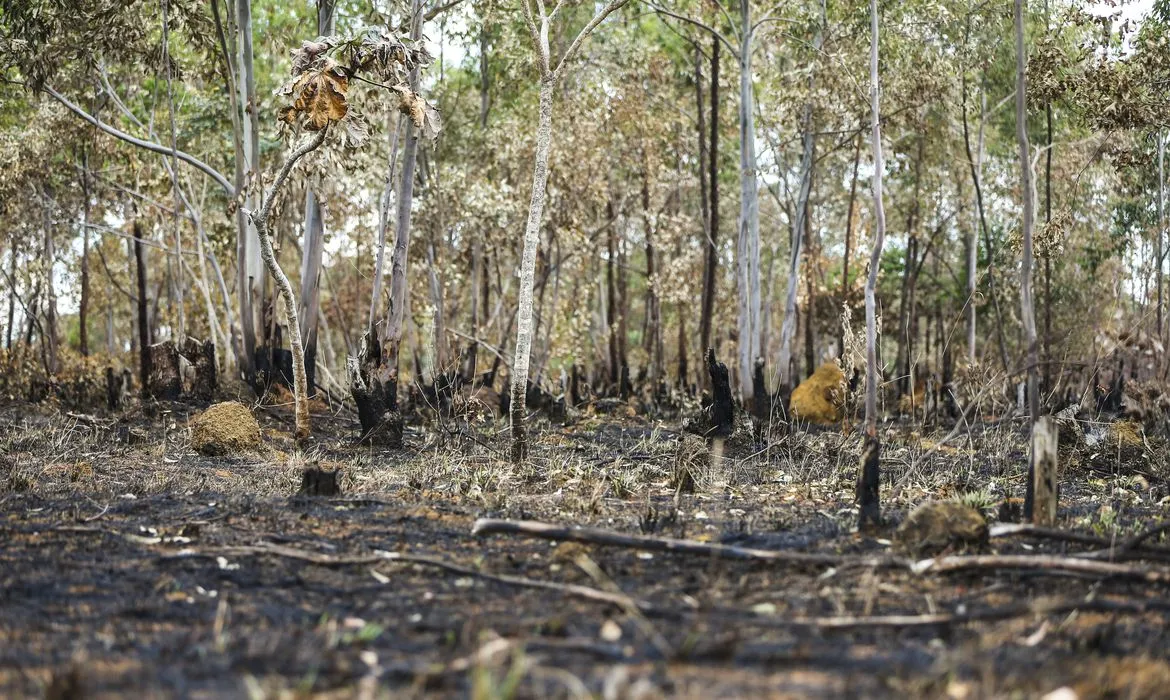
left=189, top=401, right=262, bottom=456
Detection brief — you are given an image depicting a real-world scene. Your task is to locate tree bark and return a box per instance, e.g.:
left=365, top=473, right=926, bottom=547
left=1159, top=131, right=1166, bottom=345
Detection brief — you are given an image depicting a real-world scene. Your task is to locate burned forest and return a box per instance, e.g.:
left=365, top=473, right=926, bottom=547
left=3, top=0, right=1170, bottom=697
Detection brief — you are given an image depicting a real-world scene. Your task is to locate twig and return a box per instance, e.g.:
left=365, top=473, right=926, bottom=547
left=472, top=518, right=906, bottom=569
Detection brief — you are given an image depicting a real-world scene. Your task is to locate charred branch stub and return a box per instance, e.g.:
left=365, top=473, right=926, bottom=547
left=347, top=329, right=403, bottom=447
left=857, top=434, right=882, bottom=530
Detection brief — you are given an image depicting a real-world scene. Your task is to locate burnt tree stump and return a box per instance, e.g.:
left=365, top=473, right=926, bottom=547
left=685, top=349, right=735, bottom=438
left=347, top=329, right=403, bottom=447
left=146, top=341, right=181, bottom=400
left=181, top=338, right=217, bottom=400
left=298, top=467, right=341, bottom=496
left=106, top=367, right=123, bottom=410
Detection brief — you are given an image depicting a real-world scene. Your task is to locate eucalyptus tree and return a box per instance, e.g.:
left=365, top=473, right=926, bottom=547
left=509, top=0, right=631, bottom=462
left=857, top=0, right=886, bottom=529
left=648, top=0, right=773, bottom=405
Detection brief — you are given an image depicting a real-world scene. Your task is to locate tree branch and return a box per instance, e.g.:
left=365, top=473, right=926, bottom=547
left=643, top=2, right=740, bottom=61
left=42, top=85, right=236, bottom=197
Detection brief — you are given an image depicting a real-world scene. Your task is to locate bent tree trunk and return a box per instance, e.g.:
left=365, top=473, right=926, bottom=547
left=250, top=129, right=328, bottom=444
left=511, top=76, right=555, bottom=463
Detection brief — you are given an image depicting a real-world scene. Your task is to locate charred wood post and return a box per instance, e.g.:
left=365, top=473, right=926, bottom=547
left=1030, top=416, right=1059, bottom=525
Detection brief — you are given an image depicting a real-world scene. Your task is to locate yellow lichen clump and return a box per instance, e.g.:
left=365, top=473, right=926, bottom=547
left=789, top=361, right=847, bottom=425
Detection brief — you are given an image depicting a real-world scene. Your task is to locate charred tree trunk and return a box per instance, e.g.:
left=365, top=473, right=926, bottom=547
left=859, top=0, right=887, bottom=530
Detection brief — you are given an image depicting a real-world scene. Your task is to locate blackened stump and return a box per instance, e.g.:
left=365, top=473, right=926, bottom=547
left=298, top=467, right=341, bottom=496
left=146, top=341, right=181, bottom=400
left=857, top=434, right=882, bottom=529
left=347, top=329, right=403, bottom=447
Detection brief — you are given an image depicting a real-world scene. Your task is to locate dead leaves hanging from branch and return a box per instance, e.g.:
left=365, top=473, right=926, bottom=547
left=277, top=29, right=441, bottom=145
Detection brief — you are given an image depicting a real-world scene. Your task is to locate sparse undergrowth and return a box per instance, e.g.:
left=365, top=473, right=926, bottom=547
left=3, top=399, right=1170, bottom=698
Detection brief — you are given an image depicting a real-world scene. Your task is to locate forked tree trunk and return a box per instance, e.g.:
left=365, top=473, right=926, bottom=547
left=298, top=0, right=335, bottom=395
left=858, top=0, right=887, bottom=530
left=382, top=0, right=424, bottom=411
left=961, top=73, right=1010, bottom=371
left=778, top=3, right=824, bottom=403
left=1016, top=0, right=1041, bottom=519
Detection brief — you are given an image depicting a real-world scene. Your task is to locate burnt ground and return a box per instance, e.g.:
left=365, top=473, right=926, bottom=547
left=3, top=397, right=1170, bottom=698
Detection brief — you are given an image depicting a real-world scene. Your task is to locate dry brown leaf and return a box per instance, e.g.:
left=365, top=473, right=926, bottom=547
left=291, top=68, right=349, bottom=131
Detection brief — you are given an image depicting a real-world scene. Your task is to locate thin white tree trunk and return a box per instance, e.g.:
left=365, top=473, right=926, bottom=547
left=736, top=0, right=761, bottom=403
left=237, top=0, right=264, bottom=355
left=778, top=2, right=824, bottom=397
left=162, top=0, right=185, bottom=340
left=511, top=76, right=555, bottom=462
left=1157, top=131, right=1165, bottom=344
left=1016, top=0, right=1041, bottom=518
left=369, top=114, right=404, bottom=330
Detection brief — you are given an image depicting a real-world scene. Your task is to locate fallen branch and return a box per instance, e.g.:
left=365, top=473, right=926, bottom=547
left=165, top=543, right=661, bottom=613
left=472, top=518, right=906, bottom=568
left=991, top=522, right=1170, bottom=562
left=914, top=553, right=1170, bottom=583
